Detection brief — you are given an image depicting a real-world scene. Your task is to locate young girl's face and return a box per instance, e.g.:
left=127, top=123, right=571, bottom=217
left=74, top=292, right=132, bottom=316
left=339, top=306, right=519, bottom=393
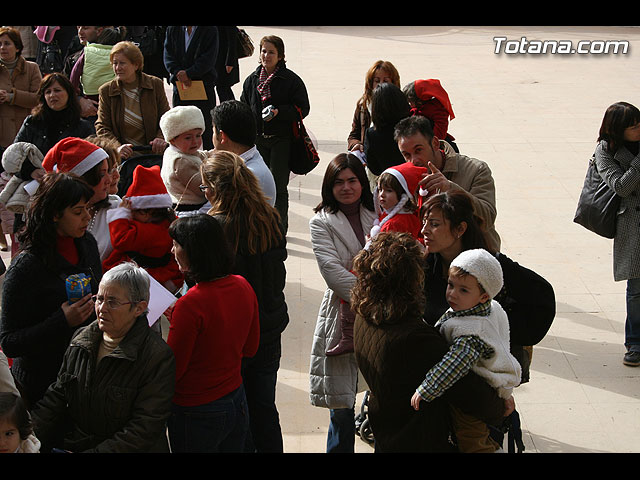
left=378, top=184, right=399, bottom=212
left=0, top=418, right=21, bottom=453
left=170, top=129, right=203, bottom=156
left=446, top=273, right=489, bottom=312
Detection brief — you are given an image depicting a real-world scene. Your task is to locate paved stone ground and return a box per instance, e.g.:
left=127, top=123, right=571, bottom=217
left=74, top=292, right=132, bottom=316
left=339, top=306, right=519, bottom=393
left=226, top=25, right=640, bottom=453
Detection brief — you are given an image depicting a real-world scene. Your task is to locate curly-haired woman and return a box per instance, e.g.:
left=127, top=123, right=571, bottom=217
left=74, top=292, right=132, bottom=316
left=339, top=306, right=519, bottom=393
left=351, top=231, right=509, bottom=452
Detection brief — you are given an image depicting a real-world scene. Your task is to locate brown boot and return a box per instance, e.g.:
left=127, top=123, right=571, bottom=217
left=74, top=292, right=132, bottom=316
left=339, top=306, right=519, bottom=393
left=326, top=301, right=355, bottom=356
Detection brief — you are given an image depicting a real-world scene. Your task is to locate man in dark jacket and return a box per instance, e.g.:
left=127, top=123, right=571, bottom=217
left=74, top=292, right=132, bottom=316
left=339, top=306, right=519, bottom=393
left=163, top=26, right=219, bottom=150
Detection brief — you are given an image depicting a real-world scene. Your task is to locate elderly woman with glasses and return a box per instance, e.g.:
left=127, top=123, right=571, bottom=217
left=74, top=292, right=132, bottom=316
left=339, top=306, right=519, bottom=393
left=31, top=262, right=176, bottom=453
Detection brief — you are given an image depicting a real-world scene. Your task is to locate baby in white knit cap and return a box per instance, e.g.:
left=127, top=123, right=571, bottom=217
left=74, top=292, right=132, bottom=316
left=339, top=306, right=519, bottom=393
left=411, top=248, right=521, bottom=453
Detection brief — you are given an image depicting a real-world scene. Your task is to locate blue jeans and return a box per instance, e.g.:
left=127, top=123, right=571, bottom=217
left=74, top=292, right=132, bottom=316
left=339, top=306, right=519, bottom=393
left=626, top=278, right=640, bottom=352
left=241, top=337, right=283, bottom=452
left=327, top=405, right=355, bottom=453
left=168, top=384, right=249, bottom=453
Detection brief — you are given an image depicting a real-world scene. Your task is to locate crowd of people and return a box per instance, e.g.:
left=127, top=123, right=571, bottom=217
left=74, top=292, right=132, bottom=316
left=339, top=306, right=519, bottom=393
left=0, top=26, right=632, bottom=455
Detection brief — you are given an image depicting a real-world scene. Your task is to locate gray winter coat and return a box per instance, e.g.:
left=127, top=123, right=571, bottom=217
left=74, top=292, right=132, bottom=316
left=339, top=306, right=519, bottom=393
left=594, top=140, right=640, bottom=281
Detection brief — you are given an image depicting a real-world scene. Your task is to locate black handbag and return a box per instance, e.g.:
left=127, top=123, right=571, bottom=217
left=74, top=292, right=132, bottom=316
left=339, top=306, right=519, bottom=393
left=573, top=154, right=620, bottom=239
left=289, top=106, right=320, bottom=175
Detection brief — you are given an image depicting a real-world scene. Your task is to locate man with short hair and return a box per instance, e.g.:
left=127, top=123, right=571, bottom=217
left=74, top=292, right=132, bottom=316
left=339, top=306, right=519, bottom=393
left=394, top=115, right=501, bottom=252
left=212, top=100, right=276, bottom=207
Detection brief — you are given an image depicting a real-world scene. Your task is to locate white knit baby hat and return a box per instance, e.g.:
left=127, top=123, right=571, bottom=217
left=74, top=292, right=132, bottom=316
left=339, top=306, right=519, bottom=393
left=450, top=248, right=504, bottom=299
left=160, top=105, right=205, bottom=142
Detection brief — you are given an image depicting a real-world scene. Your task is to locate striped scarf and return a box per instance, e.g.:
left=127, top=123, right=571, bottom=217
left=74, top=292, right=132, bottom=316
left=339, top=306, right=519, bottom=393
left=257, top=65, right=279, bottom=104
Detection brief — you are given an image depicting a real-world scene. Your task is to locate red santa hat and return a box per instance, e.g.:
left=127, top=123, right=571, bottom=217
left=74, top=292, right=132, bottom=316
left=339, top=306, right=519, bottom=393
left=380, top=162, right=429, bottom=204
left=42, top=137, right=108, bottom=176
left=414, top=79, right=455, bottom=120
left=125, top=165, right=172, bottom=210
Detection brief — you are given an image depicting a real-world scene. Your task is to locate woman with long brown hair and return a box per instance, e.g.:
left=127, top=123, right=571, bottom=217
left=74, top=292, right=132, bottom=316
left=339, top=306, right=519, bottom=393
left=347, top=59, right=400, bottom=153
left=200, top=149, right=288, bottom=452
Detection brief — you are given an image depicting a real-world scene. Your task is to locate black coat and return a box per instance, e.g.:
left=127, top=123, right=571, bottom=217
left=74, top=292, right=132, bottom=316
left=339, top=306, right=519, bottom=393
left=215, top=26, right=239, bottom=87
left=213, top=214, right=289, bottom=345
left=0, top=234, right=102, bottom=407
left=14, top=113, right=95, bottom=157
left=240, top=62, right=310, bottom=138
left=163, top=26, right=219, bottom=90
left=363, top=122, right=407, bottom=175
left=31, top=316, right=175, bottom=453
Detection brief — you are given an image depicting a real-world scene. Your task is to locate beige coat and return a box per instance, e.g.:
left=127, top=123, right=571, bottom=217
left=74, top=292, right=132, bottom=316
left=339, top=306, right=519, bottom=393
left=439, top=140, right=501, bottom=252
left=0, top=56, right=41, bottom=148
left=95, top=71, right=170, bottom=146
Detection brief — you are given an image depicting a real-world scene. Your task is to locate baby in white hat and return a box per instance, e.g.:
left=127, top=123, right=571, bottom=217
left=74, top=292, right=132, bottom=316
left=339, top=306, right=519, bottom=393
left=410, top=248, right=521, bottom=453
left=159, top=105, right=210, bottom=217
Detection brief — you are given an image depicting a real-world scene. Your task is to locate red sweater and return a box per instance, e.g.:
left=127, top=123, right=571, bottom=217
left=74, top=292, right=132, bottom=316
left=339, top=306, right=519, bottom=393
left=167, top=275, right=260, bottom=406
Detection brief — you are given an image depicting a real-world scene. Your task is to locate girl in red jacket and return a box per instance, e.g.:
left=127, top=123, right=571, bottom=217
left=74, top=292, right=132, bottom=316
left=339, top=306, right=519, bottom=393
left=102, top=165, right=183, bottom=294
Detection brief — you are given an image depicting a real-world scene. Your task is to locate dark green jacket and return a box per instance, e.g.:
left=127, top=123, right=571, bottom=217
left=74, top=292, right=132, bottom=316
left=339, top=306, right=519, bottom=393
left=32, top=316, right=175, bottom=453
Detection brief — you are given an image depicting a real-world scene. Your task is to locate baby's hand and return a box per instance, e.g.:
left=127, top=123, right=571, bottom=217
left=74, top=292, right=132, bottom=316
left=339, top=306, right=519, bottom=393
left=410, top=391, right=423, bottom=411
left=120, top=198, right=132, bottom=210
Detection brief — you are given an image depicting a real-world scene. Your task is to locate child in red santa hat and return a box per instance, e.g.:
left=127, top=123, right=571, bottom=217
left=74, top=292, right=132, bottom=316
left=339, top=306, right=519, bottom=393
left=102, top=164, right=183, bottom=296
left=403, top=78, right=458, bottom=152
left=369, top=162, right=429, bottom=244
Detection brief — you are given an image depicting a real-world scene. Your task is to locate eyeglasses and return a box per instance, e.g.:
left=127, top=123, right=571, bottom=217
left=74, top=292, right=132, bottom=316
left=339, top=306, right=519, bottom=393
left=199, top=184, right=209, bottom=192
left=92, top=295, right=136, bottom=309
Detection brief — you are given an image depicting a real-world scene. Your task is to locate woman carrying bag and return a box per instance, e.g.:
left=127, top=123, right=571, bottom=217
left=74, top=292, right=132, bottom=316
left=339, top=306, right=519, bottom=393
left=240, top=35, right=310, bottom=233
left=593, top=101, right=640, bottom=367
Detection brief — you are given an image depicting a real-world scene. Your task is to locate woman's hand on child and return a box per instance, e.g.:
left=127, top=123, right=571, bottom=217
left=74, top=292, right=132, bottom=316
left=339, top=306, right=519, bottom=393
left=410, top=391, right=423, bottom=411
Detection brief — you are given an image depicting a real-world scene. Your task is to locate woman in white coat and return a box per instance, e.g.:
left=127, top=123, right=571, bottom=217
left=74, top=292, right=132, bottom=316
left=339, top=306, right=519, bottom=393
left=309, top=152, right=377, bottom=453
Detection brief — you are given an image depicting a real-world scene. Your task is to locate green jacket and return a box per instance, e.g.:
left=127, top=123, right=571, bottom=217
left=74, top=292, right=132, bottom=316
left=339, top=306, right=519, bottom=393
left=81, top=43, right=115, bottom=96
left=32, top=316, right=175, bottom=453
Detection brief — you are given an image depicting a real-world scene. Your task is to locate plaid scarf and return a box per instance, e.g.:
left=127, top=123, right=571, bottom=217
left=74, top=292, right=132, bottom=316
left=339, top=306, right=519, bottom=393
left=436, top=299, right=492, bottom=327
left=257, top=65, right=279, bottom=104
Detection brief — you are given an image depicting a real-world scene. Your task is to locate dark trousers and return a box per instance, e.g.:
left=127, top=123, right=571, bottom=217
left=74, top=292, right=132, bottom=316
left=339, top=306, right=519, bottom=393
left=256, top=135, right=291, bottom=233
left=168, top=384, right=249, bottom=453
left=241, top=336, right=284, bottom=452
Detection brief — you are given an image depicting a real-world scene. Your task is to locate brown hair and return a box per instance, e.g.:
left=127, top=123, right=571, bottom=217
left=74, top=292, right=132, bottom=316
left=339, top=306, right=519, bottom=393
left=0, top=27, right=23, bottom=56
left=201, top=150, right=283, bottom=255
left=351, top=231, right=425, bottom=326
left=314, top=152, right=374, bottom=214
left=358, top=60, right=401, bottom=110
left=420, top=190, right=492, bottom=254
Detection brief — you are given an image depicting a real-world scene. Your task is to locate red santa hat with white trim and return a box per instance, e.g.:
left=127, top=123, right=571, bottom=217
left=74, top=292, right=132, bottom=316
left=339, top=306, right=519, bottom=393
left=369, top=162, right=430, bottom=241
left=125, top=165, right=172, bottom=210
left=42, top=137, right=108, bottom=176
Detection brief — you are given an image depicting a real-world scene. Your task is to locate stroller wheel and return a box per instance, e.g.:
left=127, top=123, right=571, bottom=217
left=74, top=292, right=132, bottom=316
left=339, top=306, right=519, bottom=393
left=359, top=418, right=374, bottom=444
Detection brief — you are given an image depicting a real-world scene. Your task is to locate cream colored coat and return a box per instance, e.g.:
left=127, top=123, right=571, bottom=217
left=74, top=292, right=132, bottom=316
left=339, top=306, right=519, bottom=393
left=309, top=205, right=377, bottom=409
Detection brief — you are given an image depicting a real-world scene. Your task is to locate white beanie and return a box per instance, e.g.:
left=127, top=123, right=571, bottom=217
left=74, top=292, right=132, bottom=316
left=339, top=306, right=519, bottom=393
left=160, top=105, right=205, bottom=142
left=450, top=248, right=503, bottom=299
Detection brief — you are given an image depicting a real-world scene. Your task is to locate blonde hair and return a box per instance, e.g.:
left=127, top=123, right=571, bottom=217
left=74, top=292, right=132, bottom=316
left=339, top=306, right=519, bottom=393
left=201, top=150, right=283, bottom=255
